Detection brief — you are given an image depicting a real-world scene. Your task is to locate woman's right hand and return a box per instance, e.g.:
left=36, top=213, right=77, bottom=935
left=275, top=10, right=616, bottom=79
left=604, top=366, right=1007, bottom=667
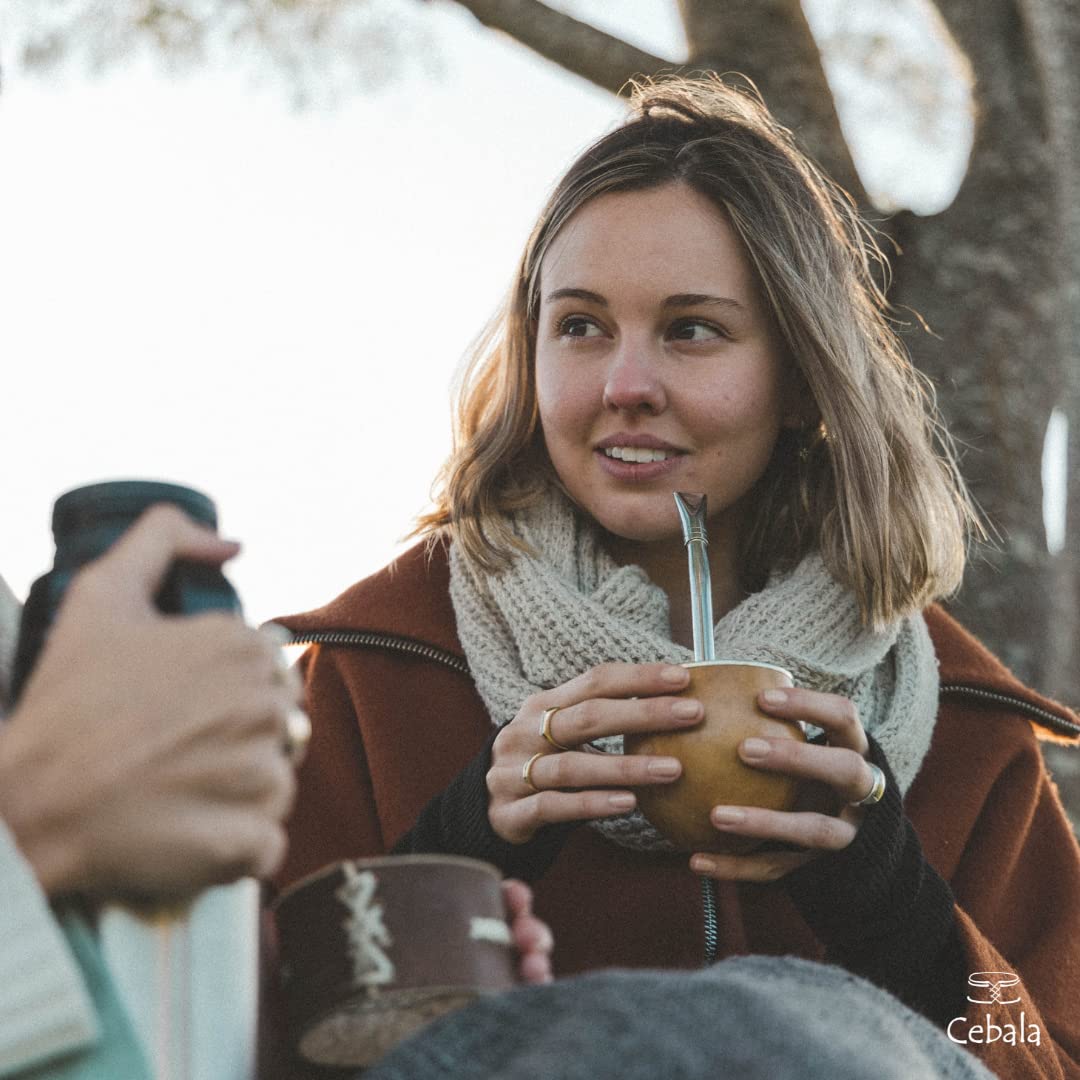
left=487, top=662, right=702, bottom=844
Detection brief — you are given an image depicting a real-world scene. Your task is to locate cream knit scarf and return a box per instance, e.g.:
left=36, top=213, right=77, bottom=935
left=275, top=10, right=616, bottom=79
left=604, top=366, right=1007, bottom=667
left=449, top=490, right=939, bottom=852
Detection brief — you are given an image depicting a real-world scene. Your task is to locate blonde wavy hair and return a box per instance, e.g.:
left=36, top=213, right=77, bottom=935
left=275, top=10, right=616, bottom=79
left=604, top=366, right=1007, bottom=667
left=414, top=75, right=978, bottom=627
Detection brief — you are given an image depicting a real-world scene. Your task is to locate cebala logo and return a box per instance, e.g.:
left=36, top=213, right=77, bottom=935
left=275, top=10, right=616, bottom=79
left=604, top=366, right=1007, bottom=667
left=947, top=971, right=1041, bottom=1046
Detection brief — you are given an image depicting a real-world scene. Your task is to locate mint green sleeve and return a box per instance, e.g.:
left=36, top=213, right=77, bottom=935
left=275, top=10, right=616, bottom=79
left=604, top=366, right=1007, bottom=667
left=0, top=821, right=99, bottom=1077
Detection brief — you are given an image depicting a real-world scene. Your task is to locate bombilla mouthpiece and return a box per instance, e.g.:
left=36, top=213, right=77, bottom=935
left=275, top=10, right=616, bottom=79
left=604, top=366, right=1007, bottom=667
left=674, top=491, right=708, bottom=546
left=673, top=492, right=716, bottom=662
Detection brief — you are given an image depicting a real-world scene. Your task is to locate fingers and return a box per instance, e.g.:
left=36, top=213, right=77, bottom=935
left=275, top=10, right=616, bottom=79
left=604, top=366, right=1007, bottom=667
left=545, top=662, right=690, bottom=712
left=757, top=687, right=868, bottom=755
left=489, top=664, right=703, bottom=845
left=737, top=736, right=873, bottom=804
left=684, top=687, right=876, bottom=880
left=514, top=747, right=682, bottom=792
left=488, top=746, right=681, bottom=844
left=501, top=879, right=554, bottom=985
left=540, top=693, right=703, bottom=751
left=690, top=847, right=815, bottom=884
left=708, top=803, right=858, bottom=854
left=492, top=788, right=639, bottom=845
left=84, top=503, right=240, bottom=611
left=190, top=811, right=290, bottom=888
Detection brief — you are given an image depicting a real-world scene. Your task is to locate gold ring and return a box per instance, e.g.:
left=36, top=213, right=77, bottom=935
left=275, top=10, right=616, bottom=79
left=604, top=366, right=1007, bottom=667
left=851, top=762, right=886, bottom=806
left=521, top=752, right=546, bottom=793
left=539, top=706, right=572, bottom=751
left=283, top=708, right=312, bottom=766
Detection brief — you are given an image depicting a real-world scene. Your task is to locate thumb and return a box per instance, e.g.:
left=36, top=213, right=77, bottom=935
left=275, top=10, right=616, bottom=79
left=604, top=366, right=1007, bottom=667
left=91, top=503, right=241, bottom=609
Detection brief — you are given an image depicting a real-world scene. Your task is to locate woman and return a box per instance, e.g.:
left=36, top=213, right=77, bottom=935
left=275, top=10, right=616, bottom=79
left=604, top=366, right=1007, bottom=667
left=277, top=77, right=1080, bottom=1077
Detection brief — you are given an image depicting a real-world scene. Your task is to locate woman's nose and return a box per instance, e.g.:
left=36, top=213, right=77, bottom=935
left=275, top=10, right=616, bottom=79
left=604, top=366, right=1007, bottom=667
left=602, top=344, right=666, bottom=415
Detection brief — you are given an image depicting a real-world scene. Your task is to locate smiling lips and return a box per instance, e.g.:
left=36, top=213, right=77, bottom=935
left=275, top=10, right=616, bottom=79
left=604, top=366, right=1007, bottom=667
left=603, top=445, right=678, bottom=463
left=595, top=436, right=686, bottom=477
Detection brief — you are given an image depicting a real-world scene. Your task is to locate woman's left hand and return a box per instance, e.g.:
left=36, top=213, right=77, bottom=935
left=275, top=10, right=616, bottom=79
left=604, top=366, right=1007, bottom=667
left=690, top=686, right=882, bottom=884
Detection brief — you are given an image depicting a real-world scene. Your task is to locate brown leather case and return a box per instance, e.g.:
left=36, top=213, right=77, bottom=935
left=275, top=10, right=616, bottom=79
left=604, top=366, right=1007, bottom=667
left=273, top=855, right=517, bottom=1067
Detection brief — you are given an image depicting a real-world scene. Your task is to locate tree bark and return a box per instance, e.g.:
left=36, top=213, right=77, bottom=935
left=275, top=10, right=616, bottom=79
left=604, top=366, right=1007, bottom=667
left=444, top=0, right=672, bottom=95
left=676, top=0, right=866, bottom=203
left=887, top=0, right=1078, bottom=706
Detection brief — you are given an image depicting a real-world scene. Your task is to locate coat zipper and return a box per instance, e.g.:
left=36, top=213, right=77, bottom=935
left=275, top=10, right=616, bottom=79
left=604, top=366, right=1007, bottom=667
left=286, top=629, right=471, bottom=676
left=940, top=683, right=1080, bottom=739
left=287, top=633, right=1078, bottom=964
left=701, top=878, right=719, bottom=965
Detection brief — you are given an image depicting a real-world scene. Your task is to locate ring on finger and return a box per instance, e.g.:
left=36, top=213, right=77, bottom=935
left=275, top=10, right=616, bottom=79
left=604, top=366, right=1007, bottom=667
left=851, top=762, right=886, bottom=806
left=282, top=708, right=312, bottom=766
left=522, top=752, right=546, bottom=793
left=539, top=706, right=572, bottom=751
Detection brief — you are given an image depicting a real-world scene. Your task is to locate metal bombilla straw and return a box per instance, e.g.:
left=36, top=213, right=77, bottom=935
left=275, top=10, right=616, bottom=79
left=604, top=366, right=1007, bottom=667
left=673, top=492, right=716, bottom=663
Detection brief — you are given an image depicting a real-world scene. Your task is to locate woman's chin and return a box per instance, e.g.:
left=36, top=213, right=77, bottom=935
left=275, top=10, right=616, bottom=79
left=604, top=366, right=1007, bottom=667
left=595, top=515, right=685, bottom=548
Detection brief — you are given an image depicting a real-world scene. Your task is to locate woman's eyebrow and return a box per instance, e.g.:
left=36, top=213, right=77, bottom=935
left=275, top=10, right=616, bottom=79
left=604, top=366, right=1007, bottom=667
left=545, top=287, right=608, bottom=306
left=664, top=293, right=745, bottom=312
left=544, top=288, right=744, bottom=312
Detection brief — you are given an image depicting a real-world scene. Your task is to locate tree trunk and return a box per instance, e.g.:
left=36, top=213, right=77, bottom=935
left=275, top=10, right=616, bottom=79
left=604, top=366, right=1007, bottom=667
left=677, top=0, right=866, bottom=201
left=887, top=0, right=1078, bottom=712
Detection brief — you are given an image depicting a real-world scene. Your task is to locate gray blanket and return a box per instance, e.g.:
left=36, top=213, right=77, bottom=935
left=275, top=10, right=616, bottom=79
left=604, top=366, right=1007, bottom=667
left=368, top=955, right=993, bottom=1080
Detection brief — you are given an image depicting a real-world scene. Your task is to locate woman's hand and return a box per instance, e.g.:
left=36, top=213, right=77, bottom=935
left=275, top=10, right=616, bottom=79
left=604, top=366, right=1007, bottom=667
left=488, top=662, right=703, bottom=844
left=690, top=686, right=882, bottom=883
left=502, top=879, right=554, bottom=984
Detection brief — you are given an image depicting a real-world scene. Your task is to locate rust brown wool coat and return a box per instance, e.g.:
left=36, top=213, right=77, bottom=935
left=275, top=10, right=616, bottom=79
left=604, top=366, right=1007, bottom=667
left=275, top=541, right=1080, bottom=1079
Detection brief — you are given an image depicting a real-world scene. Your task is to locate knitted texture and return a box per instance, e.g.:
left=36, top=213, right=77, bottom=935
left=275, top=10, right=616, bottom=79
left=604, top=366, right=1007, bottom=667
left=368, top=954, right=994, bottom=1080
left=448, top=489, right=939, bottom=851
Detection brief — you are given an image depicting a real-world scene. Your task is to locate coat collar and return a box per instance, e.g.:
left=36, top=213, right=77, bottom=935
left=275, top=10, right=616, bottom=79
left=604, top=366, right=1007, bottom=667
left=278, top=537, right=464, bottom=659
left=279, top=539, right=1079, bottom=743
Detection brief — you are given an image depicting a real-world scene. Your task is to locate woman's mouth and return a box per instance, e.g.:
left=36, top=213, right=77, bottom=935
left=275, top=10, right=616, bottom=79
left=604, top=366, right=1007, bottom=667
left=595, top=445, right=685, bottom=480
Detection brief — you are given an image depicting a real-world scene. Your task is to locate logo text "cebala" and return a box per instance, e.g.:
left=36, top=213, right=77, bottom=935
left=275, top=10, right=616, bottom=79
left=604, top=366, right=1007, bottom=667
left=947, top=1013, right=1041, bottom=1046
left=947, top=972, right=1041, bottom=1046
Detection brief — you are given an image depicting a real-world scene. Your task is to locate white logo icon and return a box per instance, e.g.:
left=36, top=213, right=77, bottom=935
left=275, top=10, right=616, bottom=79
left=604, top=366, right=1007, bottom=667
left=967, top=971, right=1021, bottom=1006
left=337, top=864, right=395, bottom=988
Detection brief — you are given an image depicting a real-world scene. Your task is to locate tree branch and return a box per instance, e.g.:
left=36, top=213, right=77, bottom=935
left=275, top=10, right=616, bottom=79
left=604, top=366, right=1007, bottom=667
left=444, top=0, right=676, bottom=95
left=676, top=0, right=867, bottom=204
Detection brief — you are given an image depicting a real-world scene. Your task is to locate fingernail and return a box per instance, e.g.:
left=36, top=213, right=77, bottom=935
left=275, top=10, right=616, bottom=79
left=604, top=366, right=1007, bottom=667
left=661, top=665, right=690, bottom=684
left=712, top=807, right=746, bottom=826
left=741, top=738, right=771, bottom=758
left=691, top=856, right=717, bottom=874
left=648, top=758, right=681, bottom=778
left=609, top=794, right=635, bottom=809
left=761, top=689, right=787, bottom=705
left=672, top=699, right=701, bottom=720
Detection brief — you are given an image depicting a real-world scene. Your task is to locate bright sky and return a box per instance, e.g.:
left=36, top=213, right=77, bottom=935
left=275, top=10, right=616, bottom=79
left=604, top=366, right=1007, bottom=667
left=0, top=0, right=996, bottom=626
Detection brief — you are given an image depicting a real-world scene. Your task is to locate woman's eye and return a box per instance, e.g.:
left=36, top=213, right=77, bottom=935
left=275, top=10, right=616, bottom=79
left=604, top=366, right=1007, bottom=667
left=669, top=319, right=725, bottom=342
left=557, top=316, right=604, bottom=339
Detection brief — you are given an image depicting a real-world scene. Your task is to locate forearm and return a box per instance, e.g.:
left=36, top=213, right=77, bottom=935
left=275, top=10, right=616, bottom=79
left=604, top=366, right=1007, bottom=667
left=784, top=737, right=967, bottom=1026
left=392, top=729, right=573, bottom=882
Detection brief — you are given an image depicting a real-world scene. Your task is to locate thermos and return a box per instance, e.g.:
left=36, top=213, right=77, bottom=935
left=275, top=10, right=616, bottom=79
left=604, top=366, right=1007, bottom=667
left=12, top=480, right=260, bottom=1080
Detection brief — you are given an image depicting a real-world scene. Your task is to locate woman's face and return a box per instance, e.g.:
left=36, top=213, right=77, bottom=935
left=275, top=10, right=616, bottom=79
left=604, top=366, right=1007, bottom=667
left=535, top=182, right=796, bottom=547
